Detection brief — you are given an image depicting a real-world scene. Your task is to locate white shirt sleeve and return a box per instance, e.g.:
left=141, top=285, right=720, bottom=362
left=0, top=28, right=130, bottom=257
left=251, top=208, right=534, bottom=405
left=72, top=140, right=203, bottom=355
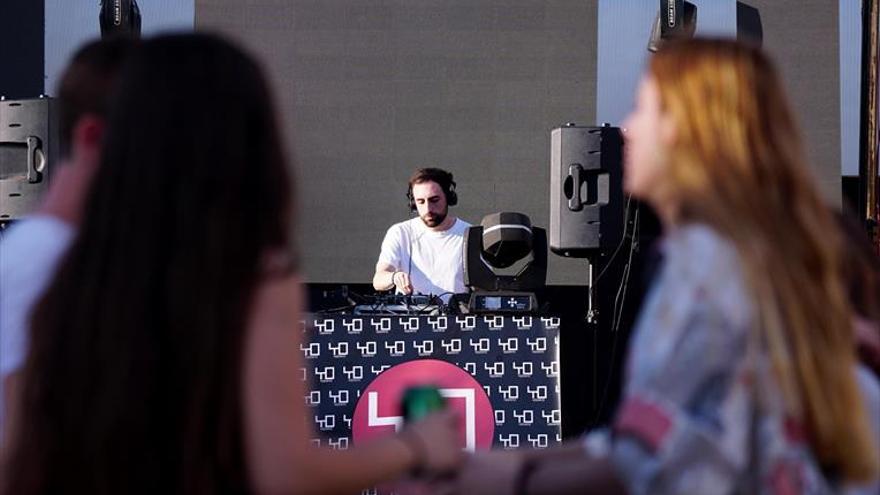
left=0, top=215, right=74, bottom=442
left=376, top=223, right=407, bottom=271
left=1, top=216, right=75, bottom=375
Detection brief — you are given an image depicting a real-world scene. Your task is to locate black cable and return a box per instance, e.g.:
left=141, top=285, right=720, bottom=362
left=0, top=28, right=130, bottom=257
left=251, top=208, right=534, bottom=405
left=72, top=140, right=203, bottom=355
left=407, top=226, right=413, bottom=291
left=585, top=194, right=632, bottom=324
left=592, top=203, right=640, bottom=426
left=591, top=195, right=633, bottom=288
left=612, top=206, right=639, bottom=332
left=407, top=221, right=424, bottom=293
left=586, top=195, right=633, bottom=420
left=410, top=292, right=452, bottom=314
left=316, top=304, right=356, bottom=315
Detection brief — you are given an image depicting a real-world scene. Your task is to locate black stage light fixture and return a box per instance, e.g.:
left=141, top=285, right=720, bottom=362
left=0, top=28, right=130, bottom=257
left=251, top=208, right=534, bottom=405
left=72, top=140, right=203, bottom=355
left=100, top=0, right=142, bottom=39
left=648, top=0, right=697, bottom=52
left=463, top=212, right=547, bottom=313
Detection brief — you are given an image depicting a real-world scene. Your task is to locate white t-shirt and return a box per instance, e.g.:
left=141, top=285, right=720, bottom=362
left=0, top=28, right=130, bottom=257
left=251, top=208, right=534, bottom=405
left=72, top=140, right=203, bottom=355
left=0, top=215, right=75, bottom=442
left=377, top=217, right=471, bottom=299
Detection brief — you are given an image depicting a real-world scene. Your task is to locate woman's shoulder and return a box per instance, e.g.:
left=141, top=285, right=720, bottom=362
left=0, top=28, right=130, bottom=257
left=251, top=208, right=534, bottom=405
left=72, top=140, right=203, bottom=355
left=656, top=223, right=753, bottom=328
left=662, top=224, right=743, bottom=284
left=665, top=224, right=737, bottom=264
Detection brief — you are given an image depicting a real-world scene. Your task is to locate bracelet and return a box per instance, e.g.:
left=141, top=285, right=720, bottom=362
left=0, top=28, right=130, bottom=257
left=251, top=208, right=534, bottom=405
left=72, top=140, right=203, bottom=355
left=391, top=271, right=401, bottom=288
left=513, top=458, right=538, bottom=495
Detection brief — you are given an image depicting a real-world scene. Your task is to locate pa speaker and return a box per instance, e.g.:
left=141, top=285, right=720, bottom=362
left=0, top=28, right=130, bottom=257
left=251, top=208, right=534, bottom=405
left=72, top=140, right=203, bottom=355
left=549, top=124, right=624, bottom=257
left=0, top=97, right=58, bottom=222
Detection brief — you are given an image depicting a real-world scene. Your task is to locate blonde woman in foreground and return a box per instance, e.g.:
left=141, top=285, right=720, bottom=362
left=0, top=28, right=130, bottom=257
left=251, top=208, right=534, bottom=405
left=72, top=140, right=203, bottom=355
left=451, top=38, right=880, bottom=495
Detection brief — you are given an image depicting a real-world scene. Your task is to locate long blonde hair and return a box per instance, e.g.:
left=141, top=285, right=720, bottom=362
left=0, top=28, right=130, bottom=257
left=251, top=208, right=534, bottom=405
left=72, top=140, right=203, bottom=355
left=649, top=39, right=878, bottom=482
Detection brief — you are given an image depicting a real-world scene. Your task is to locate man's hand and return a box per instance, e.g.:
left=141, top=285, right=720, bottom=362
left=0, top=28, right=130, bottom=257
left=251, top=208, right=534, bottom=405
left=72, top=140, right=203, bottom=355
left=374, top=263, right=415, bottom=294
left=392, top=271, right=414, bottom=295
left=402, top=410, right=463, bottom=476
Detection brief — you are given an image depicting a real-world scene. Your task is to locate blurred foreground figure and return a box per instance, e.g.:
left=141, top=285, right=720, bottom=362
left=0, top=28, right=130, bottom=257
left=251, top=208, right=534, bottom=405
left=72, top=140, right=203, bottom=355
left=0, top=37, right=135, bottom=444
left=838, top=211, right=880, bottom=377
left=452, top=39, right=880, bottom=495
left=0, top=33, right=460, bottom=494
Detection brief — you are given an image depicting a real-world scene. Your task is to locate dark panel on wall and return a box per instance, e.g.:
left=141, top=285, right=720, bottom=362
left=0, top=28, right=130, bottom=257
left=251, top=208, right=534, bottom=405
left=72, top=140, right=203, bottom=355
left=0, top=0, right=44, bottom=98
left=743, top=0, right=840, bottom=203
left=196, top=0, right=598, bottom=284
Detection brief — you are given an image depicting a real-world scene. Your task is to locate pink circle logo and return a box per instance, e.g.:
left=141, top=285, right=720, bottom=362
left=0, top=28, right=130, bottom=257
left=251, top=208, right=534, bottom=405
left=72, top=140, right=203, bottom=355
left=351, top=359, right=495, bottom=451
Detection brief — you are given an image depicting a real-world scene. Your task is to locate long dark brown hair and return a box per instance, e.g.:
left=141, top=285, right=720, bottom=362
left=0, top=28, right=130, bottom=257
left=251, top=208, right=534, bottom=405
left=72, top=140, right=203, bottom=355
left=57, top=36, right=137, bottom=158
left=3, top=33, right=293, bottom=494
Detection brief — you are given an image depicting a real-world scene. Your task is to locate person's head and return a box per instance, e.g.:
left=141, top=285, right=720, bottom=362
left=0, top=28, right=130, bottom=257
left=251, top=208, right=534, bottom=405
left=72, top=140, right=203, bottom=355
left=624, top=38, right=878, bottom=482
left=38, top=37, right=135, bottom=224
left=5, top=33, right=293, bottom=493
left=623, top=38, right=808, bottom=222
left=57, top=36, right=136, bottom=166
left=407, top=168, right=458, bottom=228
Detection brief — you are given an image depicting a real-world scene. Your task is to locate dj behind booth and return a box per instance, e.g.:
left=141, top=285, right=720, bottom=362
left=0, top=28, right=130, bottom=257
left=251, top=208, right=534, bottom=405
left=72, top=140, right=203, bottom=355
left=301, top=212, right=563, bottom=454
left=301, top=125, right=648, bottom=463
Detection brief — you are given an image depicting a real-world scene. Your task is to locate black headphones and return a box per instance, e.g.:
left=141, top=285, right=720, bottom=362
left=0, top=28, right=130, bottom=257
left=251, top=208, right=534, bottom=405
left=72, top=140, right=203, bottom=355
left=406, top=168, right=458, bottom=212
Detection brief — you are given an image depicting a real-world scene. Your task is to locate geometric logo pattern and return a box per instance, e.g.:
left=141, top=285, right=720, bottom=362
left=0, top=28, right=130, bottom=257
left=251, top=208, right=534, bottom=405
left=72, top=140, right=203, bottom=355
left=302, top=315, right=562, bottom=452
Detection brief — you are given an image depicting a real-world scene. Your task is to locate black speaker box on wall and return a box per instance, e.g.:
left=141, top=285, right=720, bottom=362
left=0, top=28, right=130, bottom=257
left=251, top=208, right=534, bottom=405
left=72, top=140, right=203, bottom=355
left=0, top=97, right=58, bottom=222
left=549, top=124, right=624, bottom=257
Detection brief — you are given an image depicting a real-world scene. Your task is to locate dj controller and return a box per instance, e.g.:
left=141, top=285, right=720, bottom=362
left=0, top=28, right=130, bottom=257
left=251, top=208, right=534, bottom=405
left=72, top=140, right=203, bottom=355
left=350, top=294, right=445, bottom=315
left=313, top=287, right=542, bottom=316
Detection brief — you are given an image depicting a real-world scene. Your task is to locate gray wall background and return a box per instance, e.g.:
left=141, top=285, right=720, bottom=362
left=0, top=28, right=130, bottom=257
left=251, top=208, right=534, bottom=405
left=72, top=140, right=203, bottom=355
left=195, top=0, right=843, bottom=284
left=197, top=0, right=598, bottom=284
left=746, top=0, right=841, bottom=202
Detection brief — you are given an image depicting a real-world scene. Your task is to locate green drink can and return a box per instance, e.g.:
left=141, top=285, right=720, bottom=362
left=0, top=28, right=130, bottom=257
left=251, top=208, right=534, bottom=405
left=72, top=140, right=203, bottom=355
left=401, top=385, right=446, bottom=422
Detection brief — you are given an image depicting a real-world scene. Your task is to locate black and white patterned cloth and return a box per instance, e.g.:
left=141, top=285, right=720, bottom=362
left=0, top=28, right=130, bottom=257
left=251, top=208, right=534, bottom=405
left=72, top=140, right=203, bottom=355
left=301, top=314, right=562, bottom=450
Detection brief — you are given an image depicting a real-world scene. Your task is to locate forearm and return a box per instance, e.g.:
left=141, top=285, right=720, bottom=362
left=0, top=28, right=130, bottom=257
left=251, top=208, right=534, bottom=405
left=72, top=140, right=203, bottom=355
left=372, top=268, right=397, bottom=291
left=524, top=456, right=627, bottom=495
left=519, top=442, right=589, bottom=463
left=289, top=436, right=416, bottom=495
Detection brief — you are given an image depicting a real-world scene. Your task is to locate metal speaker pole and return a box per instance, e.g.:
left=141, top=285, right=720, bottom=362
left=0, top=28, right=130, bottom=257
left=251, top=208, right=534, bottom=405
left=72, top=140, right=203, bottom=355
left=859, top=0, right=880, bottom=252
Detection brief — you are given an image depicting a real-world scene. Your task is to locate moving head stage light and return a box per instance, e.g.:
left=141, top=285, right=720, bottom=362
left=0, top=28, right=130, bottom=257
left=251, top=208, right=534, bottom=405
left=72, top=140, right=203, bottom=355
left=463, top=212, right=547, bottom=313
left=648, top=0, right=697, bottom=52
left=100, top=0, right=141, bottom=39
